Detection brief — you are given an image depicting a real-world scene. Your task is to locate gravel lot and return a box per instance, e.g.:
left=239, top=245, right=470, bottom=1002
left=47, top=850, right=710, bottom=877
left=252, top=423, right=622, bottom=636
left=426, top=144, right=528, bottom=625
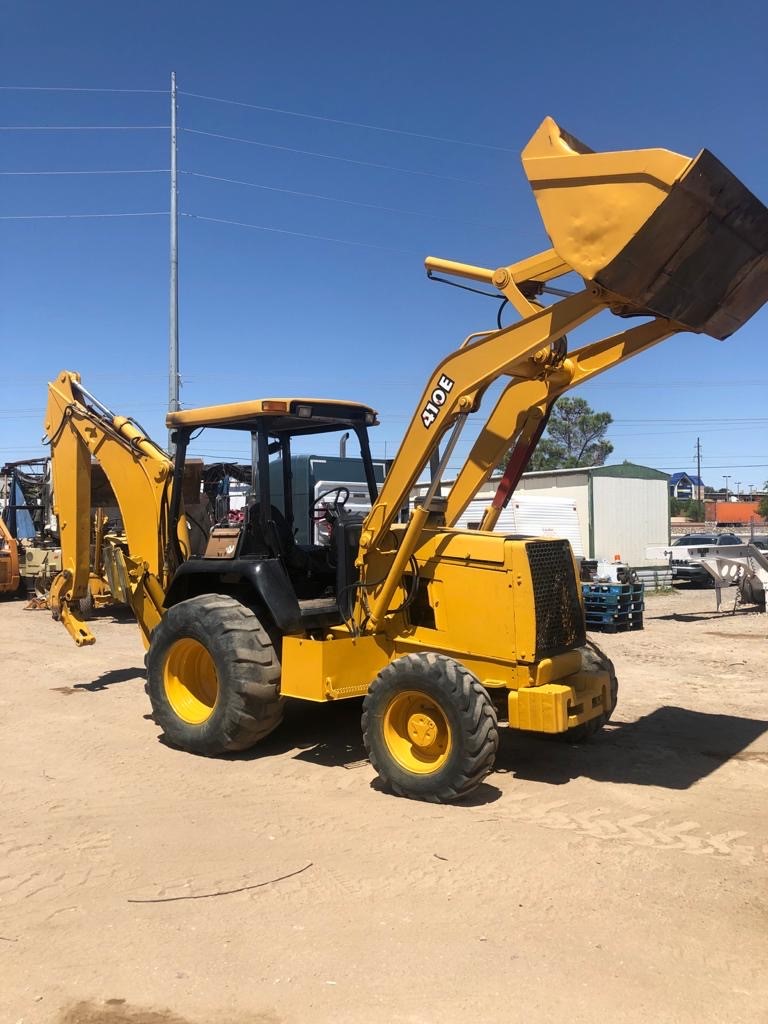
left=1, top=586, right=767, bottom=1024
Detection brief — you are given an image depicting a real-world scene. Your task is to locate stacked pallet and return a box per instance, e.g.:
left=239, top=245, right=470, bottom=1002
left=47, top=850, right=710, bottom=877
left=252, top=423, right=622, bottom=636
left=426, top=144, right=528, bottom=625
left=581, top=582, right=644, bottom=633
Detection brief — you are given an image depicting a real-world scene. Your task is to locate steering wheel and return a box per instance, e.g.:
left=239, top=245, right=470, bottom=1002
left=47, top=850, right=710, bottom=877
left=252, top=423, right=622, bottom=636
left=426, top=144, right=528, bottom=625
left=311, top=486, right=350, bottom=521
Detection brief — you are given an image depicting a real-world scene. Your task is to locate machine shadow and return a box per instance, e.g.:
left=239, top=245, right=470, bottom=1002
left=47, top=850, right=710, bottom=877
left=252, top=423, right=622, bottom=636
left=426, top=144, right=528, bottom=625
left=74, top=666, right=146, bottom=691
left=496, top=705, right=768, bottom=790
left=650, top=610, right=752, bottom=624
left=223, top=700, right=504, bottom=803
left=229, top=697, right=369, bottom=767
left=86, top=606, right=138, bottom=625
left=158, top=697, right=767, bottom=796
left=368, top=775, right=502, bottom=805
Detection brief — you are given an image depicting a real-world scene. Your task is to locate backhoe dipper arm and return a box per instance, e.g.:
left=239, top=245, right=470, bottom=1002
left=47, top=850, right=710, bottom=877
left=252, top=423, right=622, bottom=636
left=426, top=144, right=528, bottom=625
left=44, top=371, right=186, bottom=647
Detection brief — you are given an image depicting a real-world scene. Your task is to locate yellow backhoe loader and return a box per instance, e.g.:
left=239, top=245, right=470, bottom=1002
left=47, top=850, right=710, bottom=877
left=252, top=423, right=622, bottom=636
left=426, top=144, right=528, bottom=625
left=45, top=117, right=768, bottom=802
left=0, top=517, right=21, bottom=596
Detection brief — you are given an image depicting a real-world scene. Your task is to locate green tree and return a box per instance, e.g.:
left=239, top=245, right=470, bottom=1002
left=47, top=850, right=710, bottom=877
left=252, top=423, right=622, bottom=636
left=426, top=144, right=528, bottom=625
left=686, top=499, right=705, bottom=522
left=670, top=497, right=703, bottom=520
left=758, top=482, right=768, bottom=521
left=525, top=397, right=613, bottom=471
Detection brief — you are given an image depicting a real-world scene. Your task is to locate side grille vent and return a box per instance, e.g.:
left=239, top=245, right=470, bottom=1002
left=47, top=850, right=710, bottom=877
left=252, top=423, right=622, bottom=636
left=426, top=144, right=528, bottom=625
left=526, top=540, right=585, bottom=658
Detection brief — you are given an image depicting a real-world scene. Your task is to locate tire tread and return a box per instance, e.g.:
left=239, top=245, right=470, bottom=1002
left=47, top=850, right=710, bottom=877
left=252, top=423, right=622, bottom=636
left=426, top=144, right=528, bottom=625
left=146, top=594, right=283, bottom=755
left=362, top=653, right=499, bottom=803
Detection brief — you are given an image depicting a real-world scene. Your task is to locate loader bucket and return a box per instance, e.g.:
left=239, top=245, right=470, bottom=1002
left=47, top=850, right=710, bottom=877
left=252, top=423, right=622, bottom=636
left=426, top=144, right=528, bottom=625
left=522, top=117, right=768, bottom=339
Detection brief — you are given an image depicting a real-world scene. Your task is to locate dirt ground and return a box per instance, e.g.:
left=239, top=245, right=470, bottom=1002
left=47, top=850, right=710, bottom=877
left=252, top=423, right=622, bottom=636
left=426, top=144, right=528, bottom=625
left=1, top=586, right=767, bottom=1024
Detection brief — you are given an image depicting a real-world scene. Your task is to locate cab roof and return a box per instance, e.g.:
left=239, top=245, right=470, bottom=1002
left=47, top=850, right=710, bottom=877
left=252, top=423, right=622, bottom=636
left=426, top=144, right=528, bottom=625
left=166, top=397, right=379, bottom=435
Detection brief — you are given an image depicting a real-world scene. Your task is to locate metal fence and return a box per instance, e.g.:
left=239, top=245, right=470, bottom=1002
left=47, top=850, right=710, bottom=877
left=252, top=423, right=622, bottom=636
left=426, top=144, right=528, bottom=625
left=632, top=565, right=673, bottom=590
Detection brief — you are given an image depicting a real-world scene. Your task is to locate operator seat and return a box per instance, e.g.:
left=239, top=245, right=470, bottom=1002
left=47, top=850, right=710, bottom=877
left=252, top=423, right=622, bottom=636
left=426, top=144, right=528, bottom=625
left=241, top=503, right=294, bottom=560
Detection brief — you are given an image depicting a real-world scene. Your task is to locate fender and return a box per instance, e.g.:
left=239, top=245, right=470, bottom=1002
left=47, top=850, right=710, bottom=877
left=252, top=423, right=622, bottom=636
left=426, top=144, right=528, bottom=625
left=164, top=558, right=302, bottom=634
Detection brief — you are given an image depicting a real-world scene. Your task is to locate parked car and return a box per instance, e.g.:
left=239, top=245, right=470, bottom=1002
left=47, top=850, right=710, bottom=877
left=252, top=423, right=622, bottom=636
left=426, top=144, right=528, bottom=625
left=670, top=532, right=743, bottom=584
left=750, top=536, right=768, bottom=553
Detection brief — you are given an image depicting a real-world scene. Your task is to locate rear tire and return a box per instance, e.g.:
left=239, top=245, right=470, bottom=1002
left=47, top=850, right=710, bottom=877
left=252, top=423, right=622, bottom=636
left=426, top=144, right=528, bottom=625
left=555, top=639, right=618, bottom=742
left=362, top=653, right=498, bottom=803
left=146, top=594, right=283, bottom=755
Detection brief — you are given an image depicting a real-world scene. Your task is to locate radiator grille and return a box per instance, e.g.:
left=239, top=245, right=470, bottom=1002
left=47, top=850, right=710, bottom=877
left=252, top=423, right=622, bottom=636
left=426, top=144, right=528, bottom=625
left=526, top=540, right=585, bottom=658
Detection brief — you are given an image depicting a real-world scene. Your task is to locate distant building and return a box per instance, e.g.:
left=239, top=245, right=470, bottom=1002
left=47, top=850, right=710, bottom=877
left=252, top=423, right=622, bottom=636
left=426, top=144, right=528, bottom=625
left=669, top=472, right=705, bottom=501
left=514, top=463, right=671, bottom=565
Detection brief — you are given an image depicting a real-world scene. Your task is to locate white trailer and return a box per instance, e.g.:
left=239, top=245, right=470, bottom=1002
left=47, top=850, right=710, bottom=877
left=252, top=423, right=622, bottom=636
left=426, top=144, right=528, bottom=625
left=454, top=495, right=584, bottom=557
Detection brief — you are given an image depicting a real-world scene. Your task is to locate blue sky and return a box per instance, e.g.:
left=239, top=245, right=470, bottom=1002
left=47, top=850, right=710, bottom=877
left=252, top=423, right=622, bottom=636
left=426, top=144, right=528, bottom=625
left=2, top=1, right=767, bottom=492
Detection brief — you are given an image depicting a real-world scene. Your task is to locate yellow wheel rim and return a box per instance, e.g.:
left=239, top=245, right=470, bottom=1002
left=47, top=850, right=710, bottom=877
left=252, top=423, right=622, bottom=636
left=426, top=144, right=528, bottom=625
left=163, top=638, right=219, bottom=725
left=382, top=690, right=452, bottom=775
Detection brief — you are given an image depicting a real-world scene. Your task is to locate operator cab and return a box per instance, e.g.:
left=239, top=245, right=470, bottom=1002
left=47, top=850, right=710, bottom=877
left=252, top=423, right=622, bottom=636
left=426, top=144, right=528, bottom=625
left=166, top=398, right=380, bottom=631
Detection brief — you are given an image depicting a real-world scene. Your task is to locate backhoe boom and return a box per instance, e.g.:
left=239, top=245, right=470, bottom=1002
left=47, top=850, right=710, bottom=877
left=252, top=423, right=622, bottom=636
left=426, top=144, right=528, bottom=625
left=44, top=371, right=187, bottom=646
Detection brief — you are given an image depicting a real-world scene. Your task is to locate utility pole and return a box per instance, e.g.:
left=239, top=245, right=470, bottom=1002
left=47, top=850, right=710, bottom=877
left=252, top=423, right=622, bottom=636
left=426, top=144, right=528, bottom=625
left=723, top=474, right=730, bottom=499
left=168, top=70, right=179, bottom=454
left=695, top=436, right=702, bottom=501
left=735, top=481, right=741, bottom=498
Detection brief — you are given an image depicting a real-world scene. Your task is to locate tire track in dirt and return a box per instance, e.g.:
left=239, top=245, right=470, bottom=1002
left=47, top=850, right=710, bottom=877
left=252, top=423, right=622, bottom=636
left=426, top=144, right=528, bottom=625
left=471, top=792, right=765, bottom=865
left=0, top=825, right=118, bottom=912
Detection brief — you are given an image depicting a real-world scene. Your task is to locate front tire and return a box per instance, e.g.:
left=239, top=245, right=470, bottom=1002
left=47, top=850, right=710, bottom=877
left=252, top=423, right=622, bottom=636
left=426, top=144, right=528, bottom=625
left=146, top=594, right=283, bottom=755
left=362, top=653, right=499, bottom=803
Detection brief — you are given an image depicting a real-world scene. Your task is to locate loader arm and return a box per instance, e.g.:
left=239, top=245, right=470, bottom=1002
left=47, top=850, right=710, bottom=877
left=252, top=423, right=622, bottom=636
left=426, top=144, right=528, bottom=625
left=357, top=269, right=640, bottom=629
left=444, top=316, right=677, bottom=529
left=44, top=371, right=188, bottom=647
left=357, top=115, right=768, bottom=632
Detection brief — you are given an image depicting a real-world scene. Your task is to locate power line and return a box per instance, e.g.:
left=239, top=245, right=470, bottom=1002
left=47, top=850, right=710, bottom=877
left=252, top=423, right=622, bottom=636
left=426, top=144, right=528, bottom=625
left=0, top=408, right=160, bottom=419
left=0, top=124, right=169, bottom=131
left=0, top=84, right=510, bottom=155
left=0, top=371, right=167, bottom=383
left=179, top=90, right=515, bottom=154
left=182, top=170, right=496, bottom=227
left=0, top=85, right=164, bottom=93
left=181, top=212, right=421, bottom=255
left=179, top=127, right=489, bottom=187
left=608, top=426, right=768, bottom=437
left=605, top=454, right=768, bottom=460
left=0, top=211, right=167, bottom=220
left=616, top=413, right=768, bottom=423
left=0, top=168, right=168, bottom=176
left=165, top=371, right=768, bottom=396
left=580, top=381, right=768, bottom=389
left=640, top=464, right=768, bottom=470
left=176, top=371, right=768, bottom=391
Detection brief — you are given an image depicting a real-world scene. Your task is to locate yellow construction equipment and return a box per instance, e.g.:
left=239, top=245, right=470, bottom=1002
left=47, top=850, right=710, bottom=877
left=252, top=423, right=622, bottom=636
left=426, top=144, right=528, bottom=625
left=45, top=117, right=768, bottom=802
left=0, top=517, right=21, bottom=596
